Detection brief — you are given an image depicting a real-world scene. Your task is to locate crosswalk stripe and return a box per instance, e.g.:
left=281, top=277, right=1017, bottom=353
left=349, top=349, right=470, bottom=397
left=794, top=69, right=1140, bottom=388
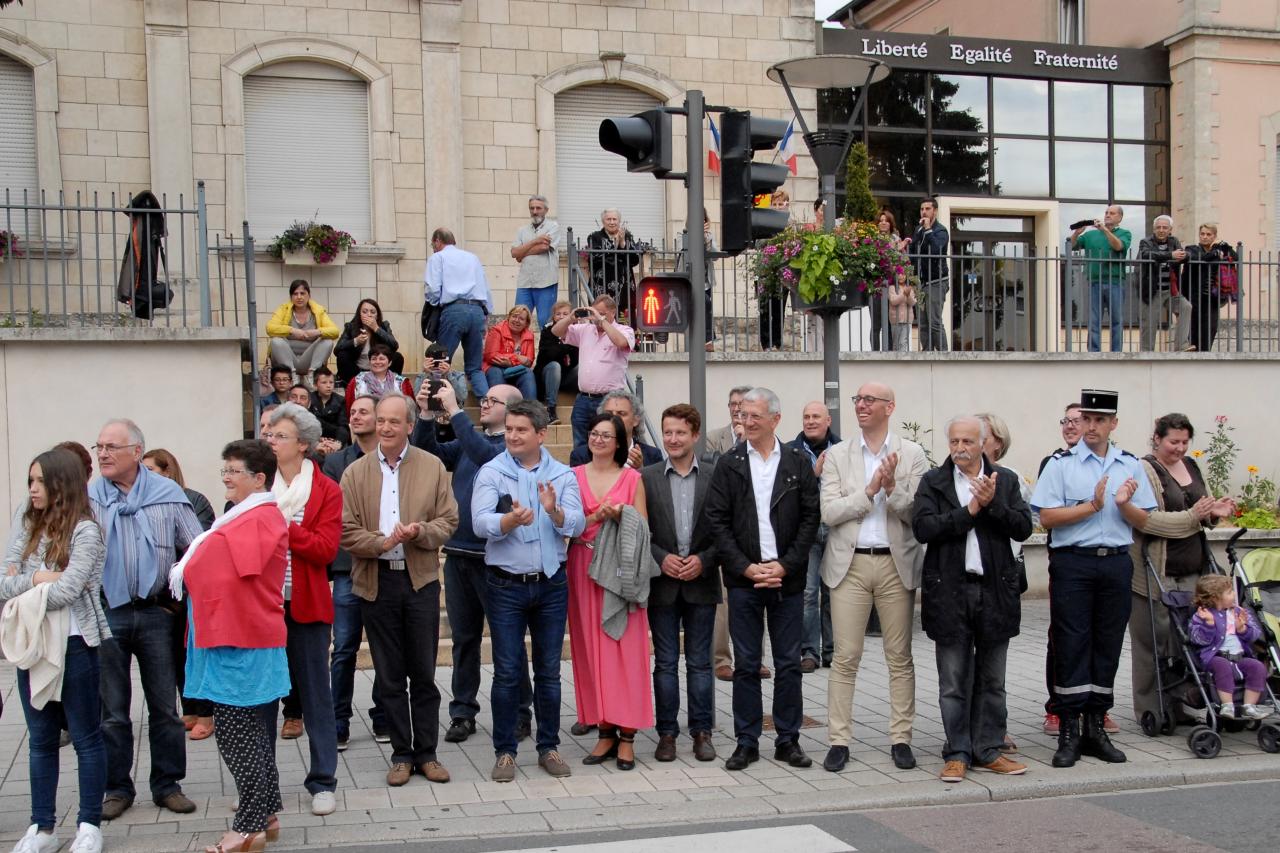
left=482, top=824, right=856, bottom=853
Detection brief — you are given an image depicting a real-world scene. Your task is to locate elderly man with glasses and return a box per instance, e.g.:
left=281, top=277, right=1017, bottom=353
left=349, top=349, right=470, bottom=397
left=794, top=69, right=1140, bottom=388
left=817, top=383, right=928, bottom=773
left=411, top=380, right=534, bottom=746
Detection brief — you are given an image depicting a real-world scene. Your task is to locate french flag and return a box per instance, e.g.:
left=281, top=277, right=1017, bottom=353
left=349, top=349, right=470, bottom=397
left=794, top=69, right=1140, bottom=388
left=707, top=116, right=721, bottom=175
left=778, top=118, right=798, bottom=176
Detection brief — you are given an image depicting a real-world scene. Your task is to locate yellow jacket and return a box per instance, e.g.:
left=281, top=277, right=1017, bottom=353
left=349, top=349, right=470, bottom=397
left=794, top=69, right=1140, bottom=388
left=266, top=300, right=340, bottom=340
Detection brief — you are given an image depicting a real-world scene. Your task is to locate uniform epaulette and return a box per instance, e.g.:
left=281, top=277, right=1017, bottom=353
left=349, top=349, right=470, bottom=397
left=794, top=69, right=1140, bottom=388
left=1051, top=448, right=1070, bottom=459
left=1120, top=450, right=1138, bottom=459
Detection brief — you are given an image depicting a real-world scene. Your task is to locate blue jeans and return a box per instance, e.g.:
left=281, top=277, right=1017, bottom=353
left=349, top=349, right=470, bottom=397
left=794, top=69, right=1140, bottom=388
left=727, top=587, right=804, bottom=748
left=485, top=365, right=537, bottom=401
left=935, top=581, right=1009, bottom=766
left=802, top=527, right=832, bottom=663
left=571, top=393, right=604, bottom=449
left=100, top=604, right=186, bottom=801
left=486, top=566, right=569, bottom=757
left=650, top=597, right=716, bottom=737
left=19, top=637, right=106, bottom=829
left=515, top=284, right=558, bottom=329
left=444, top=554, right=532, bottom=722
left=541, top=362, right=577, bottom=410
left=1088, top=278, right=1125, bottom=352
left=329, top=573, right=385, bottom=734
left=284, top=604, right=338, bottom=794
left=437, top=302, right=489, bottom=398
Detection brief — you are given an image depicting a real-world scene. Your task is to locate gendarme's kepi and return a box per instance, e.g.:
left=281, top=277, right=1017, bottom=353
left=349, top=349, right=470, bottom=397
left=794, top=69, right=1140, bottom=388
left=1079, top=389, right=1119, bottom=414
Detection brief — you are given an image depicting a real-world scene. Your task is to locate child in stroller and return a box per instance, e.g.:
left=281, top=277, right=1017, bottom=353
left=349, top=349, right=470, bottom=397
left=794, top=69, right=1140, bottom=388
left=1188, top=575, right=1273, bottom=720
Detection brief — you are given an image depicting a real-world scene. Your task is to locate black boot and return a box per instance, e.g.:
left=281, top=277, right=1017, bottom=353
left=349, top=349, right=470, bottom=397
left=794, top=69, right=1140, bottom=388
left=1081, top=712, right=1127, bottom=763
left=1051, top=713, right=1082, bottom=768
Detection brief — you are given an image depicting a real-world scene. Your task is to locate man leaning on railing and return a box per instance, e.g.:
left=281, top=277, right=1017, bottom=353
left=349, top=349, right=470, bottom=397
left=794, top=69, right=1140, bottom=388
left=1137, top=215, right=1190, bottom=352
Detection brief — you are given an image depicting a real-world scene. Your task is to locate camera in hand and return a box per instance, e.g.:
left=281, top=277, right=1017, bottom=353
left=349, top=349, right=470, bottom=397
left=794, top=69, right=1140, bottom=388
left=573, top=307, right=591, bottom=318
left=424, top=344, right=448, bottom=412
left=1069, top=219, right=1095, bottom=230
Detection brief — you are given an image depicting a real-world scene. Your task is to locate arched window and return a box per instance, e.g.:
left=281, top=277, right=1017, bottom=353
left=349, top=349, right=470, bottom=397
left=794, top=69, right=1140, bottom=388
left=0, top=52, right=38, bottom=217
left=555, top=84, right=666, bottom=244
left=243, top=61, right=371, bottom=241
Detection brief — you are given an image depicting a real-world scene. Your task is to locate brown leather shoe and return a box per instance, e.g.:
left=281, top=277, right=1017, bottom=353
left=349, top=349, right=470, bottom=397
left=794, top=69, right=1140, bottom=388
left=800, top=658, right=818, bottom=674
left=386, top=762, right=412, bottom=787
left=976, top=755, right=1027, bottom=775
left=715, top=665, right=733, bottom=682
left=101, top=795, right=133, bottom=821
left=654, top=734, right=677, bottom=762
left=939, top=760, right=967, bottom=783
left=418, top=761, right=450, bottom=783
left=281, top=718, right=304, bottom=739
left=759, top=665, right=772, bottom=679
left=692, top=731, right=716, bottom=762
left=538, top=750, right=572, bottom=778
left=156, top=791, right=197, bottom=814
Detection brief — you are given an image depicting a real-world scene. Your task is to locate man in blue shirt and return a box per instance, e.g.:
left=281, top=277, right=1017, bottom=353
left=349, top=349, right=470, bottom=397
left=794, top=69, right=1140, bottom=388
left=472, top=400, right=585, bottom=783
left=1031, top=389, right=1155, bottom=768
left=424, top=227, right=493, bottom=398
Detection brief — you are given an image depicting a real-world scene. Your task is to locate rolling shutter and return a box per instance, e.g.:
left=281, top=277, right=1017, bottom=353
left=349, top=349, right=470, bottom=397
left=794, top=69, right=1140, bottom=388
left=555, top=84, right=667, bottom=245
left=0, top=53, right=39, bottom=233
left=244, top=71, right=371, bottom=242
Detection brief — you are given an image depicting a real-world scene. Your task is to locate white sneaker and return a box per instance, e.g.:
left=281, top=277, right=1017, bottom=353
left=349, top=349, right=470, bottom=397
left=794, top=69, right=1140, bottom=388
left=1242, top=704, right=1274, bottom=720
left=69, top=823, right=103, bottom=853
left=1218, top=703, right=1236, bottom=719
left=311, top=790, right=337, bottom=816
left=11, top=825, right=59, bottom=853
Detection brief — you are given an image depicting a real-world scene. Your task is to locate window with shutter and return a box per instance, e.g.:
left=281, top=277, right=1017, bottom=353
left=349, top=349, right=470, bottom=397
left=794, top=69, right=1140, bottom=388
left=244, top=63, right=371, bottom=242
left=0, top=53, right=39, bottom=234
left=555, top=84, right=667, bottom=245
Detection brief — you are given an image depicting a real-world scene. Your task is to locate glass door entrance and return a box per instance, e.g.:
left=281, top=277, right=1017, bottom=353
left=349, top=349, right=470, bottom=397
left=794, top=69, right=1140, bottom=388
left=949, top=217, right=1036, bottom=351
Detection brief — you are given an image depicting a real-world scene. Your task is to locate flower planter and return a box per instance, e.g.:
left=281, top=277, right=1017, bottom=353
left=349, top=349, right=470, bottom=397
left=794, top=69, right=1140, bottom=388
left=281, top=247, right=348, bottom=267
left=791, top=278, right=871, bottom=316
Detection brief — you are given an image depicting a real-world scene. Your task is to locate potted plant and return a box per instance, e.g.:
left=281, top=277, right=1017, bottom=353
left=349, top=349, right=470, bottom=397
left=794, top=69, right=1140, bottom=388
left=0, top=229, right=21, bottom=264
left=266, top=220, right=355, bottom=266
left=752, top=221, right=911, bottom=315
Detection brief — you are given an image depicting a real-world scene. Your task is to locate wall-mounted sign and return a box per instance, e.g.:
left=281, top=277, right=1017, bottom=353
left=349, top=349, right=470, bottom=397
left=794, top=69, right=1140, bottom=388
left=820, top=28, right=1170, bottom=86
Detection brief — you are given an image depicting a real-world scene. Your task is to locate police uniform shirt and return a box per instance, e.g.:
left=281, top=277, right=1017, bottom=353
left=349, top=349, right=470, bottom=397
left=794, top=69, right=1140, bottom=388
left=1030, top=440, right=1156, bottom=548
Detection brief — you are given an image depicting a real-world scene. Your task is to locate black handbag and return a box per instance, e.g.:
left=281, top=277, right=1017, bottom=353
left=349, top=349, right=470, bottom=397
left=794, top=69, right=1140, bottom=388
left=421, top=300, right=442, bottom=342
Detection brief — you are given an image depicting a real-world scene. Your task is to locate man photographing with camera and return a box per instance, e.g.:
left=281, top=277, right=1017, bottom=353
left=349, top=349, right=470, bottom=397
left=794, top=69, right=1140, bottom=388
left=551, top=293, right=635, bottom=449
left=1071, top=205, right=1132, bottom=353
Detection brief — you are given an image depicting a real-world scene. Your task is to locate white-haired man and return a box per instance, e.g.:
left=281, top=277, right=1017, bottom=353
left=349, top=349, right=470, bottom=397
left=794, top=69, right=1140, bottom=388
left=1137, top=214, right=1190, bottom=351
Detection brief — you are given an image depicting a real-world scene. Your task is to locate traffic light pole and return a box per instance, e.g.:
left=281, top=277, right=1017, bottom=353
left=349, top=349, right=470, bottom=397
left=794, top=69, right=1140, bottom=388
left=685, top=90, right=707, bottom=454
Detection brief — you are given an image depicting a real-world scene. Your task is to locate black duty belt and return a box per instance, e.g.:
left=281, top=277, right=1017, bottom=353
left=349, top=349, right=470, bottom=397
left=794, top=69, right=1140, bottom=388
left=1050, top=545, right=1128, bottom=557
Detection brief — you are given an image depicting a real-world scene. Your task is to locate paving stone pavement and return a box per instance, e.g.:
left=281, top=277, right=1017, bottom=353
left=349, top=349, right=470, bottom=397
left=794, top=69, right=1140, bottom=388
left=0, top=600, right=1276, bottom=852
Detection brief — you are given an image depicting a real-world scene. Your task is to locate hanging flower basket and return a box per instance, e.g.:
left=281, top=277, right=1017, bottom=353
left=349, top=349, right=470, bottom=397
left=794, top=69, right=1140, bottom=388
left=792, top=277, right=872, bottom=315
left=267, top=220, right=355, bottom=266
left=752, top=221, right=909, bottom=316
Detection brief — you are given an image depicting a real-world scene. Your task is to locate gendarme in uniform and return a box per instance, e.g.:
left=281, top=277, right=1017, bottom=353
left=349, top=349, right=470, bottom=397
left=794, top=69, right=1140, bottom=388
left=1030, top=389, right=1155, bottom=768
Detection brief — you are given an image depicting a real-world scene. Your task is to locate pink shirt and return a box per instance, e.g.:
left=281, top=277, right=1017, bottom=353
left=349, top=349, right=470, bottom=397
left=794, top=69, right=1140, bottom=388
left=565, top=321, right=635, bottom=394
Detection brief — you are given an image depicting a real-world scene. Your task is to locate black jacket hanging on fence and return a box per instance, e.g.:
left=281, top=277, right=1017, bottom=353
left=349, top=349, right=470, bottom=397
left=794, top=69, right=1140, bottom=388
left=116, top=190, right=172, bottom=319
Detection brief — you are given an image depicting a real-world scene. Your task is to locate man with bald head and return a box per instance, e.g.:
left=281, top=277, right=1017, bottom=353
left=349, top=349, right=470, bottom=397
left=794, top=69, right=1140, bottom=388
left=1071, top=204, right=1132, bottom=352
left=912, top=416, right=1033, bottom=782
left=788, top=401, right=840, bottom=673
left=818, top=382, right=927, bottom=773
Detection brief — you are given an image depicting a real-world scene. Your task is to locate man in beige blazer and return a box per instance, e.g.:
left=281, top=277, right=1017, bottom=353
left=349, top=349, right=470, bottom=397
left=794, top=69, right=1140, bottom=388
left=818, top=381, right=927, bottom=773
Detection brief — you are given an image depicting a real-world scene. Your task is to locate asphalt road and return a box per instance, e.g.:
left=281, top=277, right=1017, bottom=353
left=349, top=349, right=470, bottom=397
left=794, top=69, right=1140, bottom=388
left=325, top=779, right=1280, bottom=853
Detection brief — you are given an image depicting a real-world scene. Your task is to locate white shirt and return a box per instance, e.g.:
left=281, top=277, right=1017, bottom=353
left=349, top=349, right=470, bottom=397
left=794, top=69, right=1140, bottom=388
left=423, top=244, right=494, bottom=311
left=856, top=435, right=891, bottom=548
left=378, top=444, right=408, bottom=560
left=747, top=436, right=782, bottom=561
left=952, top=464, right=985, bottom=575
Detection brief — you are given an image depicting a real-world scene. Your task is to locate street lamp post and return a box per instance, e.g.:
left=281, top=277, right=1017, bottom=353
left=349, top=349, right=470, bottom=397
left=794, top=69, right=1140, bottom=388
left=766, top=55, right=890, bottom=434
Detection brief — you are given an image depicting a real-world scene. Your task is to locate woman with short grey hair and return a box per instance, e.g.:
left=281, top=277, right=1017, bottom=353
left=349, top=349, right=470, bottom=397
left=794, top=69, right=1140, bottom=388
left=263, top=401, right=345, bottom=817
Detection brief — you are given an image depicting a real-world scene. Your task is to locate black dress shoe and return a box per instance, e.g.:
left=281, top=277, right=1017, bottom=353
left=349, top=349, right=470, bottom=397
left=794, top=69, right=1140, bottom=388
left=724, top=745, right=760, bottom=771
left=515, top=717, right=532, bottom=741
left=823, top=745, right=849, bottom=773
left=570, top=721, right=596, bottom=737
left=774, top=742, right=812, bottom=768
left=444, top=717, right=476, bottom=743
left=890, top=743, right=916, bottom=770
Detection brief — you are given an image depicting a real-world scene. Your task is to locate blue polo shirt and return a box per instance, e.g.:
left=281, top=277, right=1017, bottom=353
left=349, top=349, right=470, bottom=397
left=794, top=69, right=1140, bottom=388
left=1030, top=440, right=1156, bottom=548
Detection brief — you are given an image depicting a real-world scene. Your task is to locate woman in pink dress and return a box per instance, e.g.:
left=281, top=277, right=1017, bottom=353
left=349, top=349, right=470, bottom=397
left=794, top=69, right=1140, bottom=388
left=567, top=412, right=651, bottom=770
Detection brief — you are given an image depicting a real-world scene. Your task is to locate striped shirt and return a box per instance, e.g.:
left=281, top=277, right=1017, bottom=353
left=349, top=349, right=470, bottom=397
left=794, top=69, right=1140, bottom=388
left=89, top=495, right=204, bottom=602
left=283, top=507, right=305, bottom=600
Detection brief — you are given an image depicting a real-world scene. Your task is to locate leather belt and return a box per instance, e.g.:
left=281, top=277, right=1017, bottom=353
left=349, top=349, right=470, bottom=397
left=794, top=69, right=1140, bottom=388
left=445, top=298, right=488, bottom=308
left=853, top=547, right=891, bottom=556
left=488, top=565, right=545, bottom=583
left=378, top=559, right=407, bottom=572
left=579, top=391, right=607, bottom=399
left=1050, top=546, right=1128, bottom=557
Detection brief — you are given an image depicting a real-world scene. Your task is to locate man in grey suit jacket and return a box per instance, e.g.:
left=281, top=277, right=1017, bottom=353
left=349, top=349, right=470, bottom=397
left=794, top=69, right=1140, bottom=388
left=642, top=404, right=721, bottom=764
left=704, top=385, right=750, bottom=457
left=819, top=381, right=928, bottom=774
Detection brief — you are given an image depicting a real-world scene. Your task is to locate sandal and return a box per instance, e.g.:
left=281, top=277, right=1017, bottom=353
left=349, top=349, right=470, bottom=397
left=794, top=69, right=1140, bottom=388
left=582, top=726, right=619, bottom=765
left=266, top=816, right=279, bottom=842
left=189, top=717, right=215, bottom=740
left=616, top=730, right=636, bottom=771
left=204, top=831, right=266, bottom=853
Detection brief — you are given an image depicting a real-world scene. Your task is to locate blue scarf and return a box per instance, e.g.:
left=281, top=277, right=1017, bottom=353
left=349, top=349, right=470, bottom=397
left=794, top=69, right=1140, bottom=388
left=491, top=448, right=571, bottom=575
left=90, top=465, right=191, bottom=608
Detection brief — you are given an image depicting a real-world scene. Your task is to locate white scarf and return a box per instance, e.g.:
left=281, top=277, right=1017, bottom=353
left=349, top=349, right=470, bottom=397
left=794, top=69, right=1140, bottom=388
left=272, top=458, right=314, bottom=522
left=168, top=491, right=278, bottom=600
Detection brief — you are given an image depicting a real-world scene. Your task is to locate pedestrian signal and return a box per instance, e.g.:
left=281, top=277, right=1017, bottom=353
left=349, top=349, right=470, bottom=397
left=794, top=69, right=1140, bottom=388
left=634, top=274, right=691, bottom=334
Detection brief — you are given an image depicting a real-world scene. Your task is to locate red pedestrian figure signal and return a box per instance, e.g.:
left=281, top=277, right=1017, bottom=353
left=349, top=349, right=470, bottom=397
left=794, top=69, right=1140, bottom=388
left=633, top=274, right=692, bottom=334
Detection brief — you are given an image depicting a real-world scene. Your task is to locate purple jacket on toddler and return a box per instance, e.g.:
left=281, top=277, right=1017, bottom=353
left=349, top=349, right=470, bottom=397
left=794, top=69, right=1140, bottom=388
left=1188, top=605, right=1262, bottom=670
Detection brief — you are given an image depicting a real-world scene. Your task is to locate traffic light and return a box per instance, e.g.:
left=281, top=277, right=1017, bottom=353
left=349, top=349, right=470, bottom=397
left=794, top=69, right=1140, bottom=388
left=719, top=110, right=791, bottom=254
left=633, top=274, right=691, bottom=334
left=599, top=109, right=672, bottom=177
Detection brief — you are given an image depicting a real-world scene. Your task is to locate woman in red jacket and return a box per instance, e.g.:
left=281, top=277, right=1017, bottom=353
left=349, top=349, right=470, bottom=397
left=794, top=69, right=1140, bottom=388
left=482, top=305, right=537, bottom=400
left=264, top=403, right=343, bottom=817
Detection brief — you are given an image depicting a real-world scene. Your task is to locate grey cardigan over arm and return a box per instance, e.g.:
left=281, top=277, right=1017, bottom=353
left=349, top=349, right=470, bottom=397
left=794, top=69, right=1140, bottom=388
left=587, top=504, right=660, bottom=640
left=0, top=519, right=112, bottom=647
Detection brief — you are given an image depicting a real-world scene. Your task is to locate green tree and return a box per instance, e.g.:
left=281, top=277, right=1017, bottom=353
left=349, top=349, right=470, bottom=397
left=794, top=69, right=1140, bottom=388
left=843, top=142, right=878, bottom=222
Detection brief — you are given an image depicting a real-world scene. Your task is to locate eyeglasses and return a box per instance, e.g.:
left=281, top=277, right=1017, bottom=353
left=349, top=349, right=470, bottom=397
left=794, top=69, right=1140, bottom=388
left=91, top=443, right=138, bottom=455
left=219, top=467, right=249, bottom=477
left=740, top=412, right=775, bottom=423
left=588, top=431, right=616, bottom=442
left=1059, top=417, right=1082, bottom=426
left=478, top=396, right=507, bottom=408
left=851, top=395, right=891, bottom=406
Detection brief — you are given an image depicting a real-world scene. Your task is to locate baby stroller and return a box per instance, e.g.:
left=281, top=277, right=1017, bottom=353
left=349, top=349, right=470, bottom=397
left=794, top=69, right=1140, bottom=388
left=1235, top=539, right=1280, bottom=730
left=1140, top=530, right=1280, bottom=758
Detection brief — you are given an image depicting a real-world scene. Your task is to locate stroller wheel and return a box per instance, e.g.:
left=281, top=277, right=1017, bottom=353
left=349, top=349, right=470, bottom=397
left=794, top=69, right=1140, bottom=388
left=1258, top=723, right=1280, bottom=754
left=1187, top=725, right=1221, bottom=759
left=1140, top=711, right=1159, bottom=737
